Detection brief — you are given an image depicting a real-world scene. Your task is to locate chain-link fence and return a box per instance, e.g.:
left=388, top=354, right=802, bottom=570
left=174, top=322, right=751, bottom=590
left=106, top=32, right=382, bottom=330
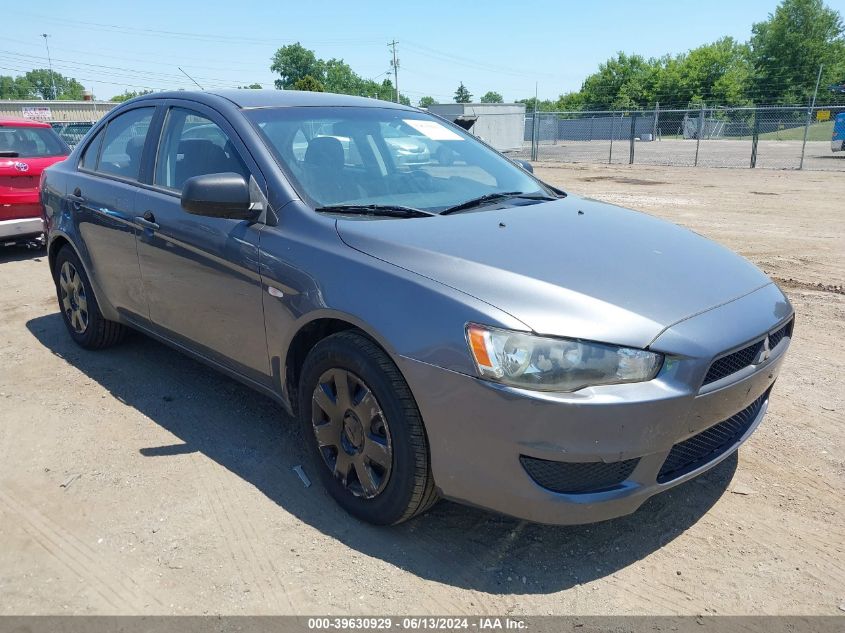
left=49, top=121, right=95, bottom=149
left=516, top=105, right=845, bottom=171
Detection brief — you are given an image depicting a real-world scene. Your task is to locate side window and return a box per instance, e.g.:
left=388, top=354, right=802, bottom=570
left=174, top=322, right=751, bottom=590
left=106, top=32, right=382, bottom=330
left=96, top=107, right=155, bottom=181
left=79, top=127, right=104, bottom=171
left=154, top=108, right=250, bottom=191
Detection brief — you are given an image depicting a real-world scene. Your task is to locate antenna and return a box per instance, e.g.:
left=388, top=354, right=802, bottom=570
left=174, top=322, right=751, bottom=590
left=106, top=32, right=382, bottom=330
left=178, top=67, right=204, bottom=90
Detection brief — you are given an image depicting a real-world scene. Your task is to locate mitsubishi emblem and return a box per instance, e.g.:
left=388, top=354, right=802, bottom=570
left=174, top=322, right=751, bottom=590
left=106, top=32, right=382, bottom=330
left=756, top=336, right=771, bottom=364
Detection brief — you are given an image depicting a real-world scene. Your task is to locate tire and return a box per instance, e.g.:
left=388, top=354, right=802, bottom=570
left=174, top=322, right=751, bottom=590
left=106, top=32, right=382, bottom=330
left=298, top=331, right=438, bottom=525
left=54, top=245, right=127, bottom=350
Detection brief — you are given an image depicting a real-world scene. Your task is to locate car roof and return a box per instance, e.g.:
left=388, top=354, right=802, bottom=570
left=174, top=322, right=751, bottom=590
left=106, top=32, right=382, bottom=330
left=0, top=116, right=52, bottom=128
left=132, top=89, right=419, bottom=111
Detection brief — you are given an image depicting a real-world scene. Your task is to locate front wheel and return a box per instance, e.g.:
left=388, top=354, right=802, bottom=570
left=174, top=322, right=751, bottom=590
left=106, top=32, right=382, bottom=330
left=298, top=331, right=438, bottom=525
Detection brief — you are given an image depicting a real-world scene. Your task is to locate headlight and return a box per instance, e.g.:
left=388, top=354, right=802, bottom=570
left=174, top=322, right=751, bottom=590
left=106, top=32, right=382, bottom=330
left=466, top=324, right=663, bottom=392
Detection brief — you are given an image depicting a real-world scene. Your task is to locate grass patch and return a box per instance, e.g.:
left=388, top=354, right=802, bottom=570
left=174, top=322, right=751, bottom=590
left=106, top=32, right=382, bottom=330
left=757, top=120, right=833, bottom=142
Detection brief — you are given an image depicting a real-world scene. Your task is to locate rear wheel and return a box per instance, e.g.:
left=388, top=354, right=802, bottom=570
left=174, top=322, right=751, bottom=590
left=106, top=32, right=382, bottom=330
left=54, top=246, right=127, bottom=349
left=298, top=331, right=438, bottom=525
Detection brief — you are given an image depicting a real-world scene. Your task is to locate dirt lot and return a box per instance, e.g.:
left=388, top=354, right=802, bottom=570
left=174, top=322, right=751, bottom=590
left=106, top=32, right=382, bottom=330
left=0, top=163, right=843, bottom=615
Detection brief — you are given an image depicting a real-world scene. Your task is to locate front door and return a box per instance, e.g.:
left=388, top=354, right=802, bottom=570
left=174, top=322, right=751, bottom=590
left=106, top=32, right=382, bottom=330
left=135, top=103, right=269, bottom=383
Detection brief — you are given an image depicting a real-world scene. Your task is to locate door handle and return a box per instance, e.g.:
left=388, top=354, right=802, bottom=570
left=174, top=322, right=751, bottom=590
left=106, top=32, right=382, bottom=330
left=67, top=187, right=84, bottom=207
left=135, top=211, right=159, bottom=231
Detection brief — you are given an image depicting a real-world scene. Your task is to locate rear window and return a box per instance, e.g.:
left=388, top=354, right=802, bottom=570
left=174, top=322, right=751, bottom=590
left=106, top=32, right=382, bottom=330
left=0, top=125, right=69, bottom=158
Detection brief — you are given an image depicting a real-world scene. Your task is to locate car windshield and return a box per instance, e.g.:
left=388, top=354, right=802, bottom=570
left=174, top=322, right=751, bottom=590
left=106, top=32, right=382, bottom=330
left=246, top=106, right=549, bottom=213
left=0, top=125, right=69, bottom=158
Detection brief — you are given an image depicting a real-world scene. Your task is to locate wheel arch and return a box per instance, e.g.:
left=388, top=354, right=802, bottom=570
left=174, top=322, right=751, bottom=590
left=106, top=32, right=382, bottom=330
left=282, top=313, right=403, bottom=417
left=47, top=234, right=73, bottom=281
left=47, top=233, right=120, bottom=322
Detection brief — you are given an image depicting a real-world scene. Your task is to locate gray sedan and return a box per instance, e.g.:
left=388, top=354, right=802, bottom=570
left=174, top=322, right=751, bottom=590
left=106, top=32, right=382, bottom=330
left=41, top=90, right=793, bottom=526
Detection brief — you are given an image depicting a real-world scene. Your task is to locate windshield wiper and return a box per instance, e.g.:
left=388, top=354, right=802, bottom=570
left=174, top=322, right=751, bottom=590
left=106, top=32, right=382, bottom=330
left=0, top=151, right=20, bottom=158
left=315, top=204, right=436, bottom=218
left=440, top=191, right=557, bottom=215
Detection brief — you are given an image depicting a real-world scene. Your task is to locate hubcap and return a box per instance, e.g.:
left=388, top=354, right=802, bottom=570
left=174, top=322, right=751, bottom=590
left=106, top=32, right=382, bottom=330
left=311, top=368, right=392, bottom=499
left=59, top=261, right=89, bottom=334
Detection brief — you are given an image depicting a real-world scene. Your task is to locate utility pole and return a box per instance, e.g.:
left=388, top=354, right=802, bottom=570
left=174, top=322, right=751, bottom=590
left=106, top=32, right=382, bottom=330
left=41, top=34, right=57, bottom=100
left=388, top=40, right=399, bottom=103
left=799, top=63, right=824, bottom=170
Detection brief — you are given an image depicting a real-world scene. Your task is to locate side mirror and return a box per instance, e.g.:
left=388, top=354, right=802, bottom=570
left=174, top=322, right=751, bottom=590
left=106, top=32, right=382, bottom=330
left=181, top=172, right=255, bottom=220
left=512, top=158, right=534, bottom=173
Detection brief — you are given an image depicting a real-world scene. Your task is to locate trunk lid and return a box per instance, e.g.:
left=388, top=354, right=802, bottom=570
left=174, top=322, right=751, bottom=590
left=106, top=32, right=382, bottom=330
left=0, top=156, right=66, bottom=220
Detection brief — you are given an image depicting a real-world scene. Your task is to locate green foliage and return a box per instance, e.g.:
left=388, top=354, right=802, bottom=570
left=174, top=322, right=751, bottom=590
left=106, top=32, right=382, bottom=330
left=23, top=69, right=85, bottom=100
left=750, top=0, right=845, bottom=104
left=293, top=75, right=325, bottom=92
left=480, top=91, right=503, bottom=103
left=0, top=69, right=85, bottom=100
left=0, top=75, right=32, bottom=99
left=239, top=83, right=263, bottom=89
left=454, top=82, right=472, bottom=103
left=520, top=0, right=845, bottom=109
left=270, top=43, right=408, bottom=104
left=654, top=38, right=752, bottom=107
left=418, top=96, right=436, bottom=108
left=110, top=89, right=153, bottom=102
left=271, top=43, right=324, bottom=90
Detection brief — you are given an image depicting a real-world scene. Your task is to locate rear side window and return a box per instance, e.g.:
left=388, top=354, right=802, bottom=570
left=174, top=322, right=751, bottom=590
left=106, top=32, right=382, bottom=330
left=79, top=128, right=104, bottom=171
left=96, top=107, right=155, bottom=181
left=154, top=108, right=250, bottom=191
left=0, top=125, right=69, bottom=158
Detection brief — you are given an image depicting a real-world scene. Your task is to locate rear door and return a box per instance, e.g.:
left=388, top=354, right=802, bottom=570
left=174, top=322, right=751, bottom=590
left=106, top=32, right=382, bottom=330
left=70, top=105, right=157, bottom=321
left=134, top=101, right=269, bottom=383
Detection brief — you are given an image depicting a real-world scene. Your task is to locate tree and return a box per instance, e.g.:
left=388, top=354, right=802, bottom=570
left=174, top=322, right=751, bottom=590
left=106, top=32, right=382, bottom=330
left=110, top=89, right=153, bottom=102
left=655, top=38, right=752, bottom=106
left=454, top=82, right=472, bottom=103
left=480, top=91, right=503, bottom=103
left=271, top=43, right=325, bottom=90
left=750, top=0, right=845, bottom=104
left=418, top=96, right=436, bottom=108
left=293, top=75, right=325, bottom=92
left=239, top=83, right=263, bottom=89
left=0, top=75, right=32, bottom=99
left=0, top=70, right=84, bottom=100
left=323, top=58, right=361, bottom=94
left=269, top=43, right=411, bottom=104
left=555, top=91, right=586, bottom=111
left=516, top=97, right=556, bottom=112
left=21, top=69, right=85, bottom=100
left=578, top=52, right=660, bottom=110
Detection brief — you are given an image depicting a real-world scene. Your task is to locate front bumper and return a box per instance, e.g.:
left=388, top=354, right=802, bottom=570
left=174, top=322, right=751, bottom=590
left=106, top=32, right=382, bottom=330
left=398, top=284, right=793, bottom=525
left=0, top=216, right=45, bottom=242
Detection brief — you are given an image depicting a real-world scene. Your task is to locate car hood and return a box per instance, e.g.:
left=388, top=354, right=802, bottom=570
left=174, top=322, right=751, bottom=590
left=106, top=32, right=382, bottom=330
left=335, top=195, right=773, bottom=349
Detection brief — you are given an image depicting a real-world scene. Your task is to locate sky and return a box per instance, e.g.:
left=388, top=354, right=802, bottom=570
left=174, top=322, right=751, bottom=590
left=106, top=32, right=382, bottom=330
left=2, top=0, right=844, bottom=103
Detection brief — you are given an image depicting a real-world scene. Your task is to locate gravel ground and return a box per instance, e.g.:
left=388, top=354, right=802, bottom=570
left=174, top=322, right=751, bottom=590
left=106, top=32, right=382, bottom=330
left=0, top=163, right=843, bottom=615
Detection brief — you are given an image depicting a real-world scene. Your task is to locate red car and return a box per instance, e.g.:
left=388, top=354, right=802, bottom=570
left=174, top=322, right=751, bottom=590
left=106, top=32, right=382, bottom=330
left=1, top=116, right=70, bottom=247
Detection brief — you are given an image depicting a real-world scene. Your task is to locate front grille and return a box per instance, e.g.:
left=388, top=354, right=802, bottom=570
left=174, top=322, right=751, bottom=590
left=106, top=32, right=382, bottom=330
left=520, top=456, right=638, bottom=494
left=703, top=341, right=763, bottom=385
left=702, top=318, right=793, bottom=386
left=768, top=319, right=793, bottom=349
left=657, top=390, right=768, bottom=483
